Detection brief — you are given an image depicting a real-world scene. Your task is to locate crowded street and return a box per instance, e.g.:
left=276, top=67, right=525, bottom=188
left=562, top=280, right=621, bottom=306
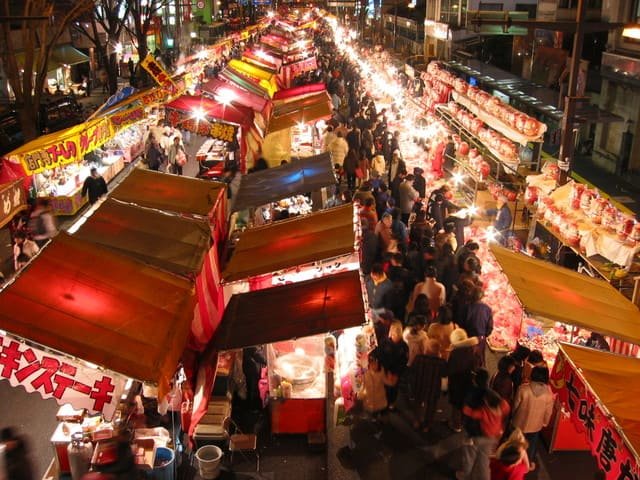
left=0, top=5, right=639, bottom=480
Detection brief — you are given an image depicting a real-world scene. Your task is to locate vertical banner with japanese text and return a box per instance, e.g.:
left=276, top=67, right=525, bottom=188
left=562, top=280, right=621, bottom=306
left=0, top=334, right=127, bottom=420
left=550, top=349, right=640, bottom=480
left=140, top=54, right=177, bottom=93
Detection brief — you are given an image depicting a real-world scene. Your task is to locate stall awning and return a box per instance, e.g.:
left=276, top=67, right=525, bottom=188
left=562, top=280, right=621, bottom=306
left=267, top=91, right=332, bottom=134
left=226, top=59, right=278, bottom=97
left=73, top=199, right=211, bottom=278
left=213, top=270, right=366, bottom=350
left=551, top=343, right=640, bottom=466
left=110, top=169, right=226, bottom=218
left=273, top=83, right=327, bottom=101
left=222, top=204, right=356, bottom=282
left=0, top=233, right=195, bottom=395
left=242, top=49, right=282, bottom=71
left=200, top=78, right=271, bottom=119
left=489, top=245, right=640, bottom=345
left=15, top=44, right=89, bottom=72
left=231, top=152, right=336, bottom=212
left=165, top=94, right=255, bottom=130
left=219, top=67, right=272, bottom=99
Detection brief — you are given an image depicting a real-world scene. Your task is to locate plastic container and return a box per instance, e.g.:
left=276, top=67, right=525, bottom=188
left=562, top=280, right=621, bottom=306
left=195, top=445, right=223, bottom=479
left=151, top=446, right=175, bottom=480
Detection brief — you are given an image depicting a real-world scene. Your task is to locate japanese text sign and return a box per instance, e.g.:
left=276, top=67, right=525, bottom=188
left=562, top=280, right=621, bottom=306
left=166, top=109, right=239, bottom=143
left=141, top=54, right=177, bottom=92
left=551, top=350, right=640, bottom=480
left=109, top=106, right=146, bottom=131
left=0, top=334, right=127, bottom=420
left=15, top=118, right=113, bottom=175
left=0, top=180, right=27, bottom=228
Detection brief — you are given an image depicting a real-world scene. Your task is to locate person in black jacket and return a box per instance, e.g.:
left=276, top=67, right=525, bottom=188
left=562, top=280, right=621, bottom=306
left=81, top=167, right=108, bottom=204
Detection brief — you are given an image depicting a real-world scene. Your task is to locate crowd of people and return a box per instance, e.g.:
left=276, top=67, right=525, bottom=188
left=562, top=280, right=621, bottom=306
left=311, top=24, right=558, bottom=480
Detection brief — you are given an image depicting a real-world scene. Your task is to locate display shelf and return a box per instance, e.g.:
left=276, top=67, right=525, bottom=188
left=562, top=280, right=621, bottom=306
left=532, top=220, right=639, bottom=299
left=452, top=91, right=545, bottom=145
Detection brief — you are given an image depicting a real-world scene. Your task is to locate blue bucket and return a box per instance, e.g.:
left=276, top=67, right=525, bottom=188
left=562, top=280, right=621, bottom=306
left=152, top=446, right=175, bottom=480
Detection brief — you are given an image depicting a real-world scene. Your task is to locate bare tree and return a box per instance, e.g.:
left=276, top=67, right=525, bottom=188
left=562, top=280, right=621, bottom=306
left=124, top=0, right=170, bottom=88
left=0, top=0, right=94, bottom=141
left=70, top=0, right=130, bottom=95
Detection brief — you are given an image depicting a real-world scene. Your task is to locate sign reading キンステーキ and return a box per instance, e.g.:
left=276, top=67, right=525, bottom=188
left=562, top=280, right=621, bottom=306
left=0, top=334, right=127, bottom=420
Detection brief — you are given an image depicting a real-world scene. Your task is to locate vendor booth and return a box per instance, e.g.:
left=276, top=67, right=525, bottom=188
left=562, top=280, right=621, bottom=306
left=550, top=343, right=640, bottom=479
left=486, top=245, right=640, bottom=453
left=230, top=152, right=336, bottom=214
left=211, top=270, right=366, bottom=435
left=1, top=117, right=123, bottom=216
left=164, top=94, right=263, bottom=174
left=0, top=232, right=195, bottom=399
left=262, top=87, right=332, bottom=161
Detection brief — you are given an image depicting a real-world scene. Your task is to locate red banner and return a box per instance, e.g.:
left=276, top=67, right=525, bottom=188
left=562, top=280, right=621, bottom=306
left=165, top=109, right=239, bottom=144
left=551, top=350, right=640, bottom=480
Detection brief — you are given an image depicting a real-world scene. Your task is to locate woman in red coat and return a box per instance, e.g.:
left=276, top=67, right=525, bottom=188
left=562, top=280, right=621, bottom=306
left=431, top=141, right=446, bottom=179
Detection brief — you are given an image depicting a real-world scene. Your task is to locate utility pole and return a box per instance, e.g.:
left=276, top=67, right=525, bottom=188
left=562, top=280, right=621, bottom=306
left=557, top=0, right=585, bottom=185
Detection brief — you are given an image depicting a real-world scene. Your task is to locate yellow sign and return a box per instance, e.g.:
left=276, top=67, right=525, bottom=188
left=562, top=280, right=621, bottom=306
left=140, top=54, right=177, bottom=91
left=15, top=118, right=114, bottom=175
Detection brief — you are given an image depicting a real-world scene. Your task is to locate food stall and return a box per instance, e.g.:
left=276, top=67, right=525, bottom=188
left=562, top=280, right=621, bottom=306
left=1, top=117, right=121, bottom=215
left=0, top=230, right=197, bottom=477
left=210, top=270, right=367, bottom=435
left=484, top=245, right=640, bottom=452
left=550, top=343, right=640, bottom=479
left=164, top=94, right=263, bottom=174
left=263, top=86, right=333, bottom=161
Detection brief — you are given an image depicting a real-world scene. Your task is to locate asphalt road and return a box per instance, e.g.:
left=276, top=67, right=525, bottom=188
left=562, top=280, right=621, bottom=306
left=0, top=381, right=60, bottom=479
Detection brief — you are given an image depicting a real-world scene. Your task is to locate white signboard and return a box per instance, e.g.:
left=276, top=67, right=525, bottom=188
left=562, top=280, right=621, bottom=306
left=0, top=334, right=128, bottom=420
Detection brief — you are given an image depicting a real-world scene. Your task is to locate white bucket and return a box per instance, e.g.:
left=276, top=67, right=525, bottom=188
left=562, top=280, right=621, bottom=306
left=195, top=445, right=223, bottom=479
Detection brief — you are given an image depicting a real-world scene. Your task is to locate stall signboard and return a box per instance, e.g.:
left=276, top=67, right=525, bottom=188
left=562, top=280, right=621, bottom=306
left=166, top=109, right=239, bottom=143
left=0, top=179, right=27, bottom=228
left=0, top=334, right=128, bottom=420
left=551, top=349, right=640, bottom=480
left=16, top=118, right=113, bottom=175
left=109, top=106, right=146, bottom=131
left=141, top=53, right=177, bottom=92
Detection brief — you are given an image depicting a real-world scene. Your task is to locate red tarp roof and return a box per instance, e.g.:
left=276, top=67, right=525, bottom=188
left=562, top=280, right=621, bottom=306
left=273, top=83, right=327, bottom=101
left=212, top=270, right=366, bottom=350
left=110, top=169, right=226, bottom=219
left=165, top=94, right=255, bottom=130
left=222, top=204, right=356, bottom=282
left=200, top=78, right=271, bottom=118
left=0, top=233, right=196, bottom=396
left=74, top=198, right=212, bottom=278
